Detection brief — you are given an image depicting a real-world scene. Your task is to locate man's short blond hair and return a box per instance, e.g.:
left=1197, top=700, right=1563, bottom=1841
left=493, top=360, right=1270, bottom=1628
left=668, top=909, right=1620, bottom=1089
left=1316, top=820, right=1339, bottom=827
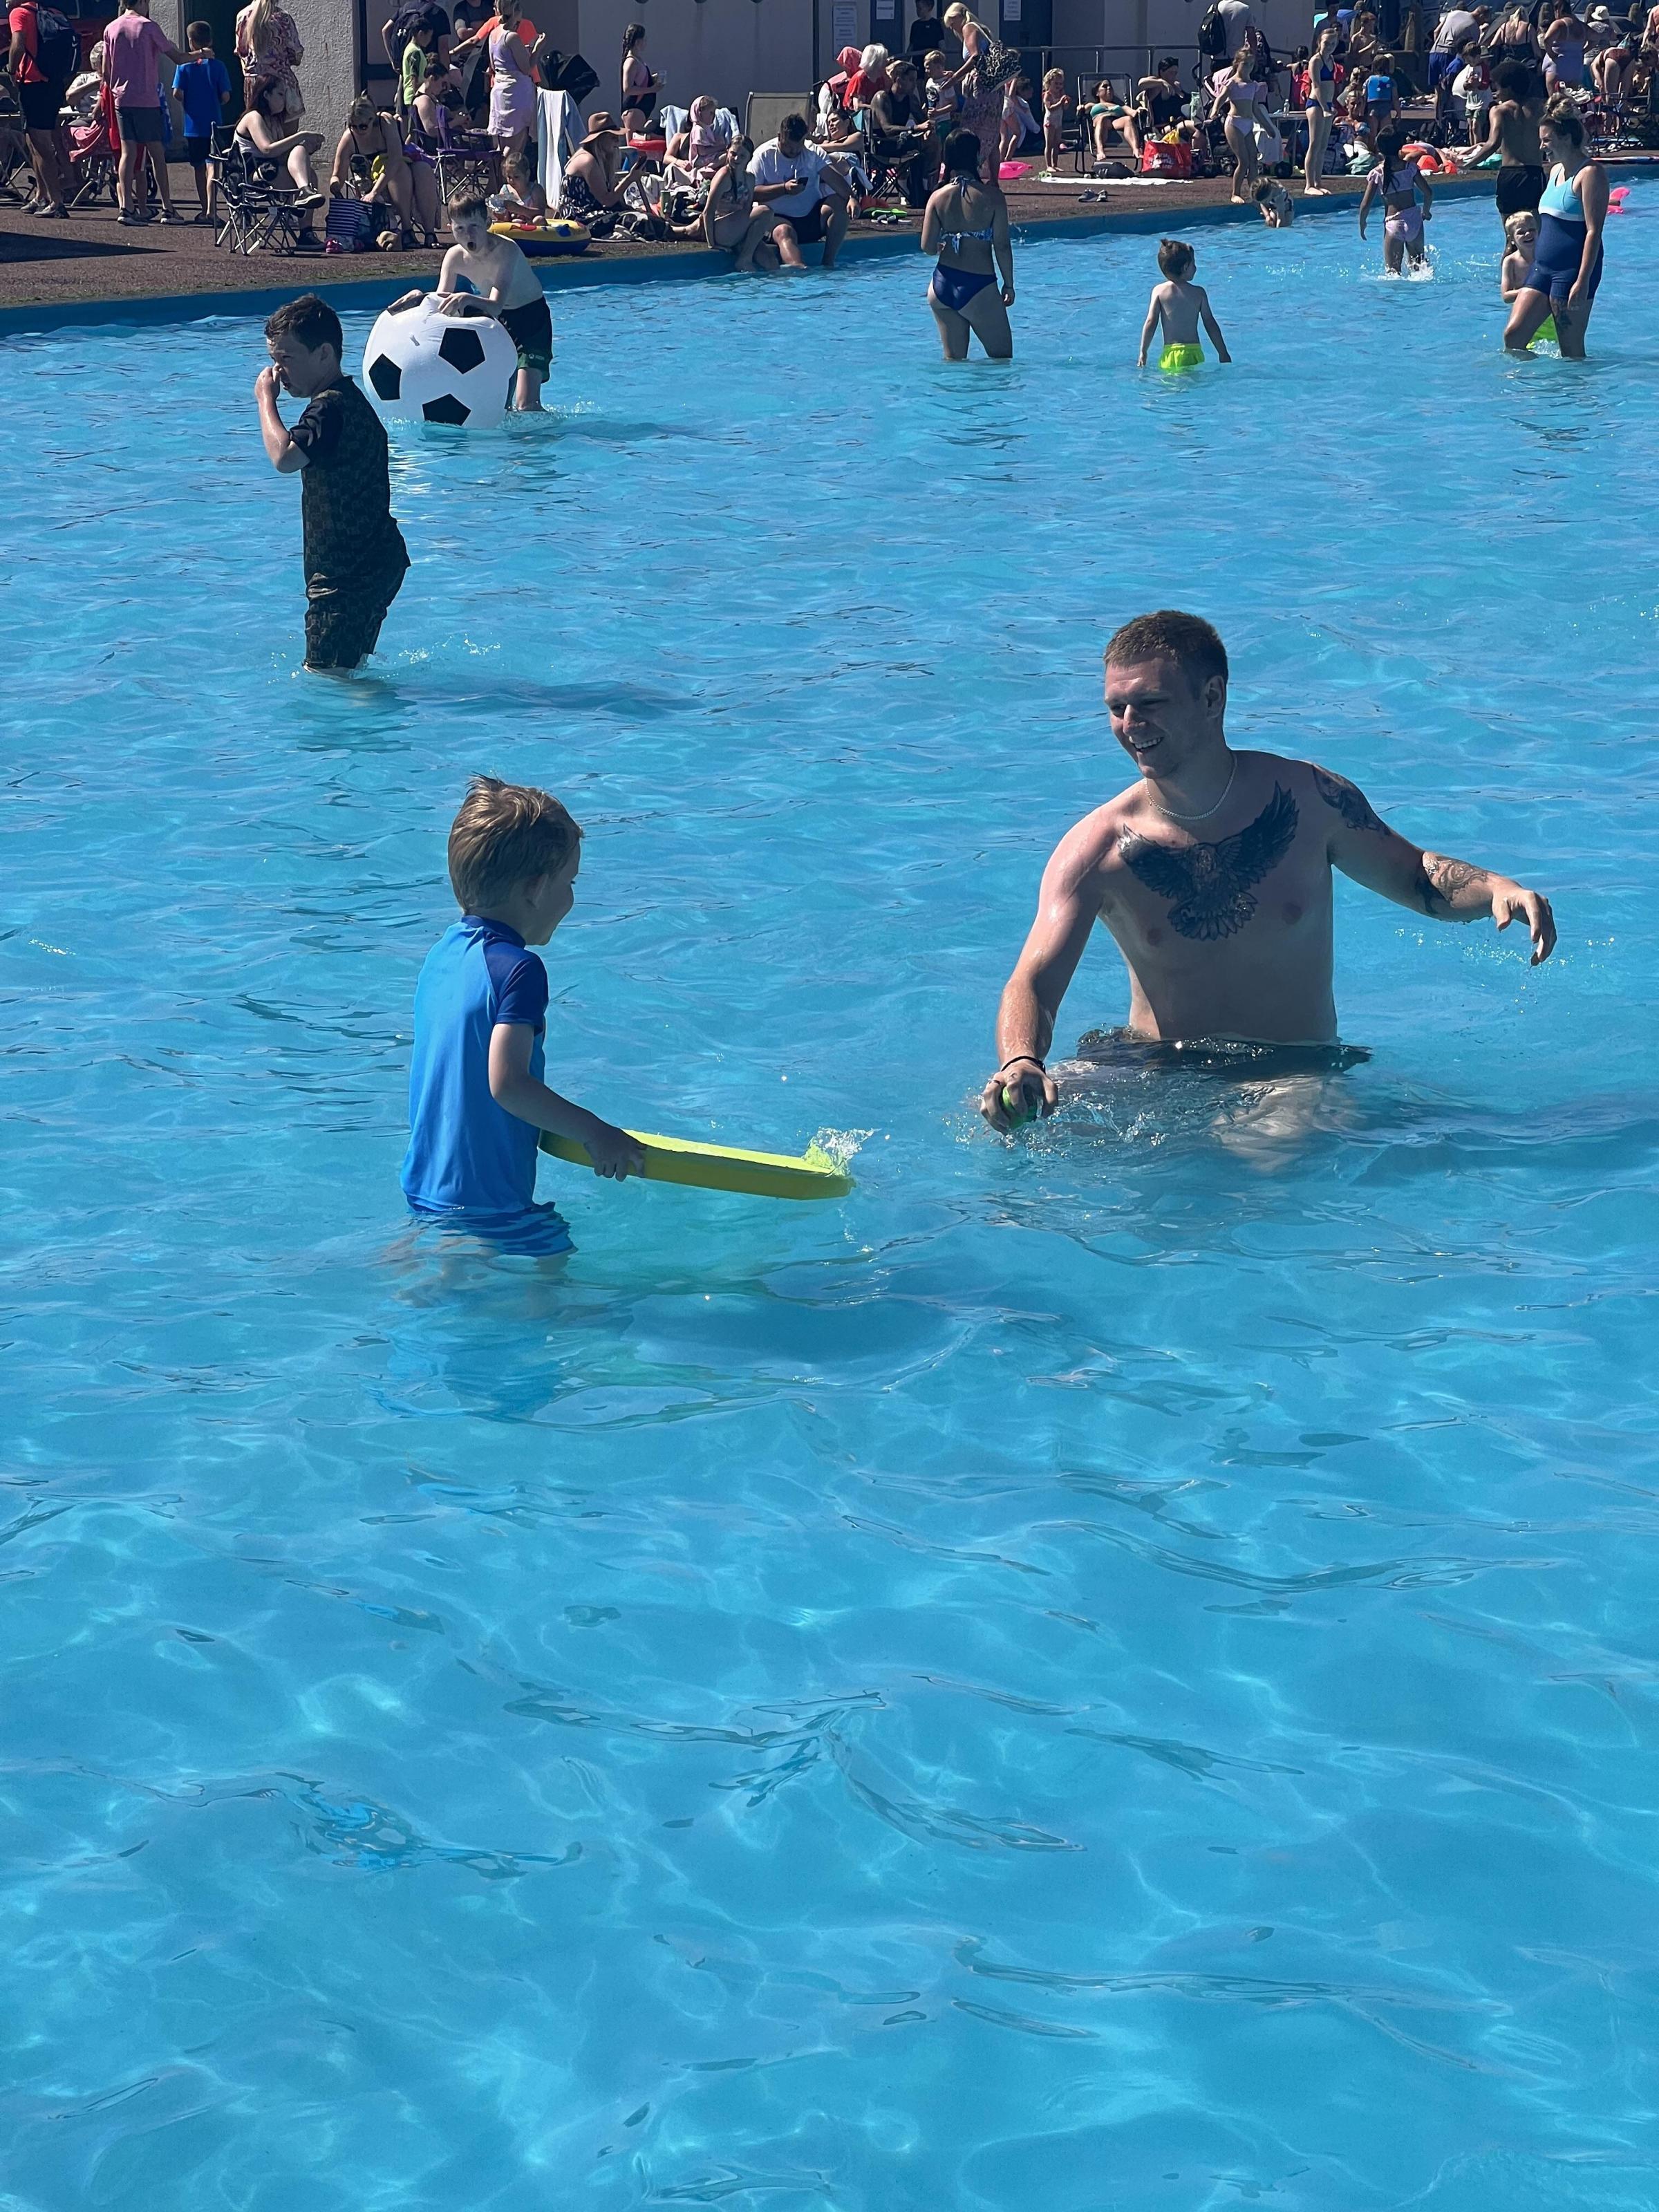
left=447, top=777, right=582, bottom=912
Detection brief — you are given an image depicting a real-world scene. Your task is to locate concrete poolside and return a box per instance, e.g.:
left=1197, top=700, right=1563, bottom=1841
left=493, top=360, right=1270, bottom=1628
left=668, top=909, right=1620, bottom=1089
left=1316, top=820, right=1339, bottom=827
left=1, top=167, right=1422, bottom=330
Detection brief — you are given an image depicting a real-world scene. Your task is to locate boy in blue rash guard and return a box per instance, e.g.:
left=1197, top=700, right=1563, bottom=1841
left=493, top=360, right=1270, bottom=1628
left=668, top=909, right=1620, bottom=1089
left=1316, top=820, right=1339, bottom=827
left=400, top=777, right=644, bottom=1253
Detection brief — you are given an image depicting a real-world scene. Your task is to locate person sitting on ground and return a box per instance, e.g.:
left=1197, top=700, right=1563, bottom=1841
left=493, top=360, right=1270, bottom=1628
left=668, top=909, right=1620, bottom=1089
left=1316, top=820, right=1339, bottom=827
left=980, top=610, right=1556, bottom=1133
left=870, top=57, right=935, bottom=203
left=695, top=130, right=779, bottom=263
left=330, top=91, right=435, bottom=247
left=487, top=142, right=545, bottom=220
left=400, top=776, right=645, bottom=1257
left=555, top=109, right=629, bottom=233
left=391, top=188, right=551, bottom=409
left=664, top=92, right=732, bottom=185
left=1138, top=235, right=1231, bottom=367
left=235, top=78, right=326, bottom=220
left=1253, top=171, right=1295, bottom=221
left=739, top=109, right=852, bottom=271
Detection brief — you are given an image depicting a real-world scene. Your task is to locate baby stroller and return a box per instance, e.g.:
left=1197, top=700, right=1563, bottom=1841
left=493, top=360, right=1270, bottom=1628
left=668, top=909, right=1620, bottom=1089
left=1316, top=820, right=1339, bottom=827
left=65, top=81, right=119, bottom=208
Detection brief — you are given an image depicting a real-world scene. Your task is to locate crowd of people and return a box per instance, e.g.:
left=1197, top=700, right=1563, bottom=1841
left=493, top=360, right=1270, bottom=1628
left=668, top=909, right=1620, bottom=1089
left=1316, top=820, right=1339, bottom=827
left=0, top=0, right=1635, bottom=357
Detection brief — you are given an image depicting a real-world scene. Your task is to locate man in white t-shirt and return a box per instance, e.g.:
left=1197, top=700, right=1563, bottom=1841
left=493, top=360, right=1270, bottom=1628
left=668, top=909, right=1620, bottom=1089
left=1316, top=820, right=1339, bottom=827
left=1216, top=0, right=1255, bottom=55
left=740, top=111, right=852, bottom=270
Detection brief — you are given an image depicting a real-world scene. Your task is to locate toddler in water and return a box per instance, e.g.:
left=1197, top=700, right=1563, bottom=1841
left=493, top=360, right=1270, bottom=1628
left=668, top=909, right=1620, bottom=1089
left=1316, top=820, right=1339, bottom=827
left=1137, top=236, right=1231, bottom=369
left=1358, top=125, right=1432, bottom=272
left=1041, top=68, right=1071, bottom=168
left=1253, top=175, right=1295, bottom=224
left=1501, top=207, right=1556, bottom=342
left=400, top=777, right=644, bottom=1256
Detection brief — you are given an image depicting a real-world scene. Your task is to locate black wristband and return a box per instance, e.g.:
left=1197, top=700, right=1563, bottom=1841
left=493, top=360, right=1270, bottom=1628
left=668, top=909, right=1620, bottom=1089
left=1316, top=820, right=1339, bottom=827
left=999, top=1054, right=1045, bottom=1074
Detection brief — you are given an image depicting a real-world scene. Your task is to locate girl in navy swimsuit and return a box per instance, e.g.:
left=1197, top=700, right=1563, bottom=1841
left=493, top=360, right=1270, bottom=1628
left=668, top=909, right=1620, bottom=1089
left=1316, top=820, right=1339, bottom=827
left=920, top=129, right=1015, bottom=359
left=1503, top=97, right=1609, bottom=357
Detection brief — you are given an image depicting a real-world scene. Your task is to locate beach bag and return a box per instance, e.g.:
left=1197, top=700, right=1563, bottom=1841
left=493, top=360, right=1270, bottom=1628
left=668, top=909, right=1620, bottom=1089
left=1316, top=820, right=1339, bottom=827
left=325, top=194, right=375, bottom=252
left=1141, top=133, right=1192, bottom=176
left=969, top=32, right=1022, bottom=93
left=30, top=2, right=79, bottom=84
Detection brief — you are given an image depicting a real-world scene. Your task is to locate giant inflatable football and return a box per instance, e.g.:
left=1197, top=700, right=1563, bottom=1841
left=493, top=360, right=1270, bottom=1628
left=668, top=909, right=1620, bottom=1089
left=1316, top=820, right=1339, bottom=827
left=362, top=297, right=518, bottom=427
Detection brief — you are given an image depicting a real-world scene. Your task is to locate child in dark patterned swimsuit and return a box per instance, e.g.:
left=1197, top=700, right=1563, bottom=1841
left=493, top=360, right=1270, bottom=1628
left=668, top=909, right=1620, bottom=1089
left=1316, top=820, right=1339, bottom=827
left=255, top=294, right=409, bottom=673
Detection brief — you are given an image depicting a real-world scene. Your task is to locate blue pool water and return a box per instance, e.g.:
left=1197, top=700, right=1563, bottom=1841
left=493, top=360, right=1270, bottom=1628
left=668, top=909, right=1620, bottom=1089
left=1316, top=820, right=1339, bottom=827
left=4, top=192, right=1659, bottom=2209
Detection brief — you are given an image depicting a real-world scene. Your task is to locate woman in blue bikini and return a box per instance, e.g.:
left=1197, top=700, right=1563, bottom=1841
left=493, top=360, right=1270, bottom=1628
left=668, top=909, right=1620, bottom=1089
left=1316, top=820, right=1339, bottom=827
left=920, top=129, right=1015, bottom=359
left=1303, top=20, right=1340, bottom=196
left=1503, top=97, right=1608, bottom=357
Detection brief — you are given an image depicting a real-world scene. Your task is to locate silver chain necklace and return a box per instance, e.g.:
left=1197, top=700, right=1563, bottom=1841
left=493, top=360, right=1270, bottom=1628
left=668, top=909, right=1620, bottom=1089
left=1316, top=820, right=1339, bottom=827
left=1150, top=756, right=1237, bottom=825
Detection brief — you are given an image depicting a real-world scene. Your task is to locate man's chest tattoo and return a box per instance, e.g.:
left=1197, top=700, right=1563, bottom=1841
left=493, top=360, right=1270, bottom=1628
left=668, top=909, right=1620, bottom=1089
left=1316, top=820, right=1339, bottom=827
left=1117, top=784, right=1300, bottom=941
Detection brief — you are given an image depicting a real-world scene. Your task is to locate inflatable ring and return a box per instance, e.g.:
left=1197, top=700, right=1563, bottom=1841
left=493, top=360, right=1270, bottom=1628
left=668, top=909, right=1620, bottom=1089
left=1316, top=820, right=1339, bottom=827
left=538, top=1127, right=854, bottom=1200
left=488, top=217, right=591, bottom=255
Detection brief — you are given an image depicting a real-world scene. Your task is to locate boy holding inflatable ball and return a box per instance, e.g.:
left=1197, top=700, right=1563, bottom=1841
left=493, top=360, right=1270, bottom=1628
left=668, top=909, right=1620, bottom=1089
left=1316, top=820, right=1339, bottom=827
left=389, top=191, right=552, bottom=412
left=400, top=778, right=644, bottom=1255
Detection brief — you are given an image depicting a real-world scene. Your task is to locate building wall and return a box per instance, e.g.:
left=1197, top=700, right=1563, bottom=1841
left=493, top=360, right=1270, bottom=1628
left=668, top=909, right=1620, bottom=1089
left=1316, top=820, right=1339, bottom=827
left=285, top=0, right=361, bottom=153
left=574, top=0, right=817, bottom=120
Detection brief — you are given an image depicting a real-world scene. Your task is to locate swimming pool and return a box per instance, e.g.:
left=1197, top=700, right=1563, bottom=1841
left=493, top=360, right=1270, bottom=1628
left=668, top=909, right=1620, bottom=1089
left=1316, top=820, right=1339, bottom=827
left=4, top=190, right=1658, bottom=2209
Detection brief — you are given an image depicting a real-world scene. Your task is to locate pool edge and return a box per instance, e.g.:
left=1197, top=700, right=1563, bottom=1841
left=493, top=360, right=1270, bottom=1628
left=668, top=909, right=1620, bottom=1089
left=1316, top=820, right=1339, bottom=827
left=0, top=172, right=1513, bottom=339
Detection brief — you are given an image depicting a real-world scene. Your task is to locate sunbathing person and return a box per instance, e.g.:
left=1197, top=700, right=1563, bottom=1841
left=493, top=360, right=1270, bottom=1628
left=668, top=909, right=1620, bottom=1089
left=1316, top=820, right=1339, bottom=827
left=692, top=133, right=780, bottom=264
left=234, top=82, right=325, bottom=216
left=981, top=610, right=1555, bottom=1129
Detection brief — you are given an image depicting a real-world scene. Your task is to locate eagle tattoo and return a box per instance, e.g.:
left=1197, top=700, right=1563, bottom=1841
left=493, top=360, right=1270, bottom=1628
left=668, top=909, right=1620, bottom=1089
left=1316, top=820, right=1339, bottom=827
left=1117, top=785, right=1300, bottom=941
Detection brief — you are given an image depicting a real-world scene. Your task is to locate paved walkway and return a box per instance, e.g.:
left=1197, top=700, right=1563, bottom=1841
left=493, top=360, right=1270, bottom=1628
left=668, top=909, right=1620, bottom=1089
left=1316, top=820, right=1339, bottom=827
left=1, top=169, right=1395, bottom=317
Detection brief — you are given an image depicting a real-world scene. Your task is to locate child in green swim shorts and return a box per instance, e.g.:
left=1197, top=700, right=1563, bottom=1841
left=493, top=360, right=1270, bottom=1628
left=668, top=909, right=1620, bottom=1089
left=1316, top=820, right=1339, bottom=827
left=1136, top=236, right=1232, bottom=371
left=391, top=190, right=552, bottom=412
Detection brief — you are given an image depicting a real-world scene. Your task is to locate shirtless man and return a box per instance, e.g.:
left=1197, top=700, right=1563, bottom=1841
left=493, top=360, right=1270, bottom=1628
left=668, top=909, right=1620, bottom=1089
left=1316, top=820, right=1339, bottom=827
left=980, top=610, right=1556, bottom=1128
left=1457, top=58, right=1546, bottom=227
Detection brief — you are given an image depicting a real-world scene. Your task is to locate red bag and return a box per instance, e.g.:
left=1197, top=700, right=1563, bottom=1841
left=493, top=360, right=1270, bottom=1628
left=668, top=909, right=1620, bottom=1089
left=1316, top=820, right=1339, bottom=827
left=1140, top=136, right=1192, bottom=178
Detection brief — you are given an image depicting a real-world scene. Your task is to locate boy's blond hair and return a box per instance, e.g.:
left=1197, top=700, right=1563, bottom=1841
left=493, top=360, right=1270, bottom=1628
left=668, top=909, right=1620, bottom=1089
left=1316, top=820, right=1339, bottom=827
left=447, top=777, right=581, bottom=911
left=1157, top=236, right=1195, bottom=279
left=1503, top=208, right=1537, bottom=246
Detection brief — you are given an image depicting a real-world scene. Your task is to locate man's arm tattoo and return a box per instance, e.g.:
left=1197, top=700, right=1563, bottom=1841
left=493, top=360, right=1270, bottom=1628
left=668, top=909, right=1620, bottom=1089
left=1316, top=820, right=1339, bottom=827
left=1419, top=853, right=1488, bottom=918
left=1312, top=765, right=1388, bottom=836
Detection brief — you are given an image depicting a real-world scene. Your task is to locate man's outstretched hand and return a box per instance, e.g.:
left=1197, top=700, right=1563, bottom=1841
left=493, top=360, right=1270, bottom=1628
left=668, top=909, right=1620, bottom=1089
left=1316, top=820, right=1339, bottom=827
left=979, top=1057, right=1059, bottom=1132
left=1488, top=877, right=1557, bottom=966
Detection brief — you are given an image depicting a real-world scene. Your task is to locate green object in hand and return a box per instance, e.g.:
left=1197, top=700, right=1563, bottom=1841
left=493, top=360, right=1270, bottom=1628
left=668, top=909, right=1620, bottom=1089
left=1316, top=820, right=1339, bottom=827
left=1002, top=1083, right=1035, bottom=1125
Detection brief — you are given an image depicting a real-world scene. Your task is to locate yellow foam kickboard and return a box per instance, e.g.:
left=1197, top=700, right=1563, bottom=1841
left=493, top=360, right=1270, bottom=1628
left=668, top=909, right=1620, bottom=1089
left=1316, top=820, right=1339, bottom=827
left=538, top=1129, right=854, bottom=1201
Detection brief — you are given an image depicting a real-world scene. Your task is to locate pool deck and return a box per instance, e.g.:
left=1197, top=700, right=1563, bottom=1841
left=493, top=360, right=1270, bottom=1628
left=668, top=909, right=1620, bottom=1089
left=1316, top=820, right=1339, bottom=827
left=2, top=158, right=1647, bottom=335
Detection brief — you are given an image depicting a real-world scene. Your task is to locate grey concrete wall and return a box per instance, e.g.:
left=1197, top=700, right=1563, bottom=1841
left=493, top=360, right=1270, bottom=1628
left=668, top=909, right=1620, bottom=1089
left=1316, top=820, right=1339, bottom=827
left=285, top=0, right=361, bottom=154
left=1053, top=0, right=1320, bottom=73
left=574, top=0, right=817, bottom=124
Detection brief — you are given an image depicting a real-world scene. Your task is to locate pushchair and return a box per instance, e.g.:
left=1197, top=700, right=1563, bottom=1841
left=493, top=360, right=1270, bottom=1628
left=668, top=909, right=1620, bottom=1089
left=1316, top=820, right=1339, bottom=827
left=65, top=82, right=119, bottom=209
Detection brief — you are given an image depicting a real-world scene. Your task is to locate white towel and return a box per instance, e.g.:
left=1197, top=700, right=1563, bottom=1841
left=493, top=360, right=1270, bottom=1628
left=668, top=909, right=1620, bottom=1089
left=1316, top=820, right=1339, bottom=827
left=536, top=89, right=577, bottom=202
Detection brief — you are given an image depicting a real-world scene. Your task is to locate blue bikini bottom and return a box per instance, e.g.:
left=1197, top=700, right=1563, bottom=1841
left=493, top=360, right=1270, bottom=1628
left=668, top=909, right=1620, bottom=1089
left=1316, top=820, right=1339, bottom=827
left=930, top=263, right=995, bottom=314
